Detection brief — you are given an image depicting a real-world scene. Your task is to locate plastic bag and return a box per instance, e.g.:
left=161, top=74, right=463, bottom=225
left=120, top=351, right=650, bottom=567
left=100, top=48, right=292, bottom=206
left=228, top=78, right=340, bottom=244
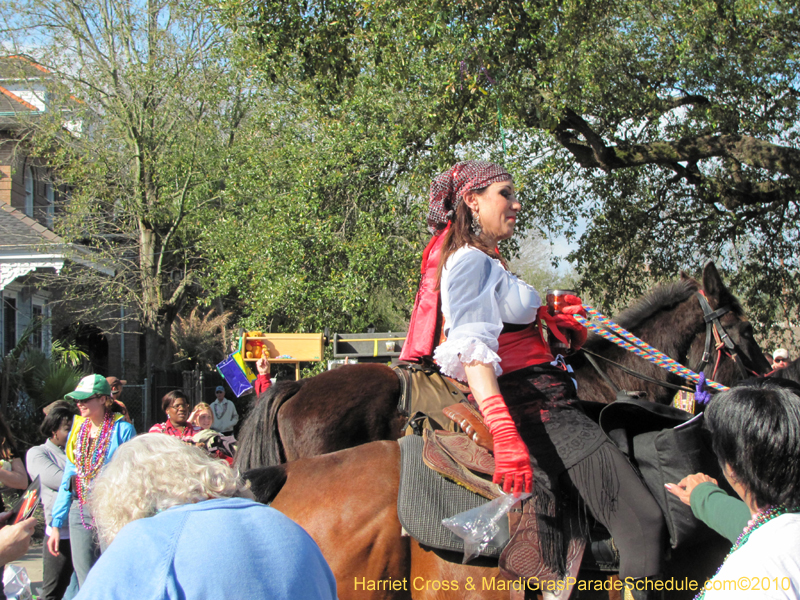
left=442, top=492, right=531, bottom=563
left=3, top=564, right=32, bottom=600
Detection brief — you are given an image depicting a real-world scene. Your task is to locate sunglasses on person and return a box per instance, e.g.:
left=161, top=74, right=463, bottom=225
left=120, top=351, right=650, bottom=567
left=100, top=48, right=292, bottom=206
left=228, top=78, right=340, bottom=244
left=775, top=357, right=788, bottom=363
left=74, top=394, right=103, bottom=404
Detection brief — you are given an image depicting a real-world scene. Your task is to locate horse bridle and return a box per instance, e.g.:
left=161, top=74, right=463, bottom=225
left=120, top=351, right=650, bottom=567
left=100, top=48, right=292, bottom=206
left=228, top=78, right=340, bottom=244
left=692, top=291, right=752, bottom=381
left=584, top=290, right=753, bottom=395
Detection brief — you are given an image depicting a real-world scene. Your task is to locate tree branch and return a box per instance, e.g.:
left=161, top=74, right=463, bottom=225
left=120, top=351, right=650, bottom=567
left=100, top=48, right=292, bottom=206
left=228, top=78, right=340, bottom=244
left=553, top=112, right=800, bottom=180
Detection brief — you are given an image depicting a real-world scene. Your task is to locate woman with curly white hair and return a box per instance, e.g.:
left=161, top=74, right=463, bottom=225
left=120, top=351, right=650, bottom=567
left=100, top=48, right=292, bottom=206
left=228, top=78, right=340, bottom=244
left=74, top=434, right=337, bottom=600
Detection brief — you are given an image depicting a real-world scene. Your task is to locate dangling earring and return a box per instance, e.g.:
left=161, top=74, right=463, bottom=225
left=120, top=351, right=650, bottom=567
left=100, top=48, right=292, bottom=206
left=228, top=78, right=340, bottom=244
left=471, top=211, right=482, bottom=236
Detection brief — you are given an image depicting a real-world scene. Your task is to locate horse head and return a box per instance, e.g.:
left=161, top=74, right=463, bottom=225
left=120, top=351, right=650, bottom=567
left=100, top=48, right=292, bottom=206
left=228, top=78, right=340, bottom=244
left=576, top=261, right=770, bottom=404
left=683, top=262, right=771, bottom=387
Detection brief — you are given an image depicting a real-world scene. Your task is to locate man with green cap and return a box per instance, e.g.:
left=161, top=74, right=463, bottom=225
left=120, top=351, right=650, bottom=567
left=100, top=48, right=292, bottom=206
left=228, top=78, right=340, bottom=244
left=47, top=374, right=136, bottom=588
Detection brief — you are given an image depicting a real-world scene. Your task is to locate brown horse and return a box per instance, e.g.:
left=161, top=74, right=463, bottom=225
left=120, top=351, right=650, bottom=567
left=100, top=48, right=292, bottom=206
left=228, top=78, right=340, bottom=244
left=235, top=262, right=769, bottom=469
left=244, top=441, right=728, bottom=600
left=572, top=262, right=770, bottom=404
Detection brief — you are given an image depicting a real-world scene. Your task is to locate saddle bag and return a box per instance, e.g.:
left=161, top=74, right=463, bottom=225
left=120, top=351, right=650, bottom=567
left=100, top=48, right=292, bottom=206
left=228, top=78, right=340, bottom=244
left=394, top=362, right=467, bottom=432
left=598, top=398, right=730, bottom=549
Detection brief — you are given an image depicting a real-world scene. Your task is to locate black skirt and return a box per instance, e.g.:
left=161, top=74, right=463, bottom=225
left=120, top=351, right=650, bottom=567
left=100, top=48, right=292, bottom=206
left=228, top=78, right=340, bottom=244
left=498, top=364, right=606, bottom=476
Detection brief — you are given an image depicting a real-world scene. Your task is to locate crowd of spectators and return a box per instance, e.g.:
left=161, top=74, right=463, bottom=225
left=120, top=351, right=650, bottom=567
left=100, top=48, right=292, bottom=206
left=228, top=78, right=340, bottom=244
left=0, top=365, right=274, bottom=599
left=3, top=353, right=800, bottom=600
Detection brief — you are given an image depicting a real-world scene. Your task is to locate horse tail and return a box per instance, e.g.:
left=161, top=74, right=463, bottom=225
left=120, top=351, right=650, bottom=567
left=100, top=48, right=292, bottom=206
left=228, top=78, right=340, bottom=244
left=243, top=466, right=288, bottom=504
left=235, top=379, right=307, bottom=472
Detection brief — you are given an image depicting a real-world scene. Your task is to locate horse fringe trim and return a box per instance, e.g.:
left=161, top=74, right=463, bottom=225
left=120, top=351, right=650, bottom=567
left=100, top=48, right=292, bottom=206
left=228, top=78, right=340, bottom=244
left=574, top=306, right=730, bottom=392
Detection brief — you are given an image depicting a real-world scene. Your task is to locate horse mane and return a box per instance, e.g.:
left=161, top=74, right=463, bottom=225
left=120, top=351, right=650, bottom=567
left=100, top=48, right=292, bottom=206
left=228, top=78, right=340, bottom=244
left=234, top=379, right=307, bottom=472
left=243, top=466, right=288, bottom=504
left=613, top=278, right=700, bottom=331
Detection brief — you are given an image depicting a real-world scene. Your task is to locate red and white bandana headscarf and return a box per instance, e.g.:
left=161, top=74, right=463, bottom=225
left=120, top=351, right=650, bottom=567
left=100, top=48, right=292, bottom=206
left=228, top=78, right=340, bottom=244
left=427, top=161, right=512, bottom=230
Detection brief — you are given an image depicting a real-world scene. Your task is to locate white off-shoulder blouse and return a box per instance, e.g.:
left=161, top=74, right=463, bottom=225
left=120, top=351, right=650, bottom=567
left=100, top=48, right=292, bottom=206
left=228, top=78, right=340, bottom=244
left=433, top=246, right=542, bottom=381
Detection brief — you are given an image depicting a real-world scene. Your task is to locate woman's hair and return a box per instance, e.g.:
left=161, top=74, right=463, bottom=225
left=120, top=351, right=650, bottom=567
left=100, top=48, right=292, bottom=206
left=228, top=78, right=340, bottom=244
left=103, top=396, right=128, bottom=420
left=193, top=402, right=212, bottom=414
left=0, top=410, right=16, bottom=460
left=161, top=390, right=188, bottom=414
left=705, top=383, right=800, bottom=509
left=40, top=404, right=77, bottom=439
left=90, top=433, right=248, bottom=546
left=435, top=190, right=507, bottom=286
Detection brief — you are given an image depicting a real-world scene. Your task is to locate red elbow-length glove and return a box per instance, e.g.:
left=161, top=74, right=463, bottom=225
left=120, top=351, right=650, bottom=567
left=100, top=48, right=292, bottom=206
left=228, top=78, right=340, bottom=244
left=479, top=394, right=533, bottom=495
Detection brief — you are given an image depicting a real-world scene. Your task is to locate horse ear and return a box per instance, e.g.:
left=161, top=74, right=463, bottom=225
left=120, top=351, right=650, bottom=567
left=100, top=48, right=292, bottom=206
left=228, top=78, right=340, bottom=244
left=702, top=261, right=728, bottom=305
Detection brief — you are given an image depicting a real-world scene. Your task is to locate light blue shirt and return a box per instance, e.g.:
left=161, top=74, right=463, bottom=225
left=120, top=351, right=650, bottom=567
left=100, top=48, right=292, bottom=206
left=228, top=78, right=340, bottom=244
left=75, top=498, right=338, bottom=600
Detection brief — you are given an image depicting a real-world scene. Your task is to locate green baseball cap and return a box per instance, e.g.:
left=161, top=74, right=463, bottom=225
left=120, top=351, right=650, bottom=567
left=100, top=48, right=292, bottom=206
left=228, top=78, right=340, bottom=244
left=65, top=374, right=112, bottom=402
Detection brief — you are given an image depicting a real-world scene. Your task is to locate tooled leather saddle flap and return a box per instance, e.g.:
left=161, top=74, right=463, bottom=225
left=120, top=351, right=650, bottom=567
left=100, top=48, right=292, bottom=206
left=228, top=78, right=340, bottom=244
left=421, top=429, right=501, bottom=500
left=442, top=402, right=494, bottom=452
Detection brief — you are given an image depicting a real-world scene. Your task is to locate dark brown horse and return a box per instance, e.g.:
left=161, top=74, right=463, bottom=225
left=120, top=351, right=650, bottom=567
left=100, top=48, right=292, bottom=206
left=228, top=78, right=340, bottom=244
left=572, top=262, right=770, bottom=404
left=235, top=262, right=769, bottom=470
left=244, top=441, right=728, bottom=600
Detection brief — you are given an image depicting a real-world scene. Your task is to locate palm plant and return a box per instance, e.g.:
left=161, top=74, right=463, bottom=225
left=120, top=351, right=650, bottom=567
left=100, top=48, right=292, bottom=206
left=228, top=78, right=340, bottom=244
left=1, top=320, right=87, bottom=445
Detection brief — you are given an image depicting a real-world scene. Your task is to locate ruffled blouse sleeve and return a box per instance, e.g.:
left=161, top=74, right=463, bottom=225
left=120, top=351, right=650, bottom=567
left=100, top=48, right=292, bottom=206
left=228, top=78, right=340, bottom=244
left=434, top=248, right=505, bottom=381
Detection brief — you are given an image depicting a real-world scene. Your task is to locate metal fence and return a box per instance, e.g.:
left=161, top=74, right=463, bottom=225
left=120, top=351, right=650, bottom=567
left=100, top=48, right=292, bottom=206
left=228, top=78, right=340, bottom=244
left=117, top=382, right=148, bottom=433
left=120, top=367, right=253, bottom=434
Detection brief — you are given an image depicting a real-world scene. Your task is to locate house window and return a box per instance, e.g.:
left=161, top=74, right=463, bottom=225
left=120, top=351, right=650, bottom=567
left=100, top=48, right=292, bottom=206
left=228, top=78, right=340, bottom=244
left=31, top=304, right=43, bottom=350
left=24, top=166, right=34, bottom=217
left=3, top=295, right=17, bottom=354
left=45, top=183, right=55, bottom=228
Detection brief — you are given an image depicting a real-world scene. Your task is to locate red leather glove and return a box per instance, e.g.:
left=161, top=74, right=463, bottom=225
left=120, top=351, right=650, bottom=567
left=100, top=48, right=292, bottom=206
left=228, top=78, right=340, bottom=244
left=537, top=295, right=589, bottom=351
left=479, top=394, right=533, bottom=494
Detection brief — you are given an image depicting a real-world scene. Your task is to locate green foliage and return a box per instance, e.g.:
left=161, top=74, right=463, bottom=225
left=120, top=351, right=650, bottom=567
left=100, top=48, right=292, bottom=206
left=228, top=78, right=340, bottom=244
left=2, top=0, right=258, bottom=369
left=510, top=232, right=580, bottom=298
left=219, top=0, right=800, bottom=350
left=29, top=359, right=83, bottom=407
left=50, top=340, right=89, bottom=369
left=0, top=321, right=83, bottom=446
left=199, top=83, right=436, bottom=334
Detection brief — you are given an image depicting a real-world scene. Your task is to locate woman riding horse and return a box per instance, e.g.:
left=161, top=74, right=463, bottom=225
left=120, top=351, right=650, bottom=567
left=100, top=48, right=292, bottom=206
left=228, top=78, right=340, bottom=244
left=407, top=160, right=665, bottom=598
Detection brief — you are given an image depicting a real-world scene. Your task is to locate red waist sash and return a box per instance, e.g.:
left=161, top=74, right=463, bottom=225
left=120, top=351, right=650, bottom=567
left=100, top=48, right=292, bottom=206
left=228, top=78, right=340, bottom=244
left=497, top=323, right=554, bottom=375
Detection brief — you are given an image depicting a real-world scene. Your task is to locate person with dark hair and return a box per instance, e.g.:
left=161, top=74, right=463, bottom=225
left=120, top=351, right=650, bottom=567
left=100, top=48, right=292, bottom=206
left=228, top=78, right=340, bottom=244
left=104, top=377, right=131, bottom=424
left=0, top=408, right=33, bottom=594
left=26, top=402, right=79, bottom=600
left=47, top=374, right=136, bottom=588
left=667, top=376, right=800, bottom=543
left=0, top=410, right=30, bottom=505
left=149, top=390, right=201, bottom=441
left=404, top=161, right=666, bottom=598
left=687, top=384, right=800, bottom=599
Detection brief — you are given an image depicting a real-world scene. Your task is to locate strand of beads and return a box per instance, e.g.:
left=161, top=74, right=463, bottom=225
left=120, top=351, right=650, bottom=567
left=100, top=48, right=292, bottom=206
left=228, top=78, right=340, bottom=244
left=694, top=505, right=798, bottom=599
left=75, top=411, right=115, bottom=529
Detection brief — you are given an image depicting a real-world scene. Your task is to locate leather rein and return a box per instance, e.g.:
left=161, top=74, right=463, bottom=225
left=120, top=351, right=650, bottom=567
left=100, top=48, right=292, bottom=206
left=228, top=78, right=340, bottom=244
left=584, top=291, right=754, bottom=396
left=691, top=291, right=753, bottom=381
